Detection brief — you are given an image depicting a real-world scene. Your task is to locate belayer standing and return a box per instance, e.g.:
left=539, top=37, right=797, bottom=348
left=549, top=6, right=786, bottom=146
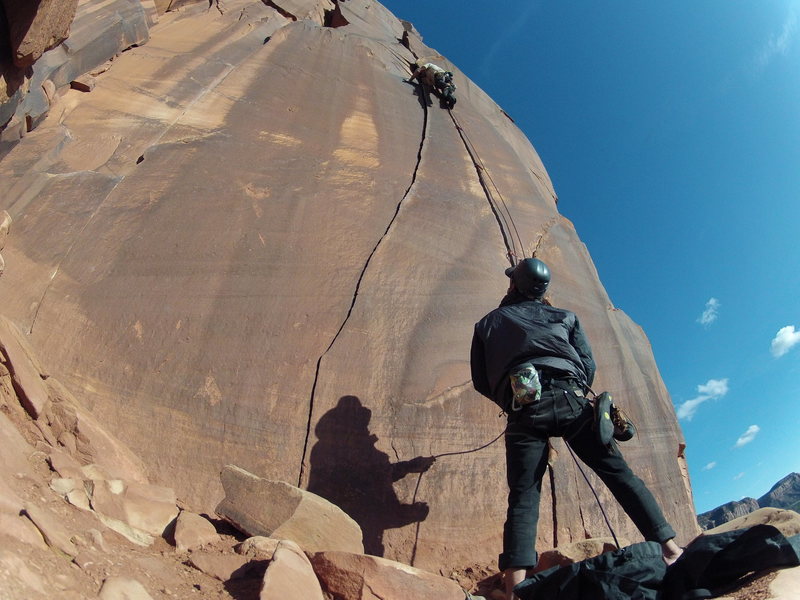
left=406, top=62, right=457, bottom=108
left=470, top=258, right=682, bottom=600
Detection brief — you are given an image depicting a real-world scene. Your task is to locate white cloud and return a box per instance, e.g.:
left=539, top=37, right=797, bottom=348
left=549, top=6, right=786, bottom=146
left=734, top=425, right=761, bottom=448
left=676, top=378, right=729, bottom=420
left=751, top=7, right=798, bottom=74
left=771, top=325, right=800, bottom=357
left=703, top=462, right=717, bottom=471
left=697, top=297, right=720, bottom=326
left=733, top=472, right=746, bottom=481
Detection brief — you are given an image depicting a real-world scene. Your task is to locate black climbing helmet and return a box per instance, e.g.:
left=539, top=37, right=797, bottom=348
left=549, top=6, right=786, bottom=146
left=505, top=258, right=550, bottom=298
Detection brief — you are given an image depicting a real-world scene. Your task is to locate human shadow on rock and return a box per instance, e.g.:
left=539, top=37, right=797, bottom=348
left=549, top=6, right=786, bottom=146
left=306, top=395, right=435, bottom=557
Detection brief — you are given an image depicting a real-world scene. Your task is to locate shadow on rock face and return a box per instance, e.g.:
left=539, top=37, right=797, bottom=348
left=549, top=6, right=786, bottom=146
left=306, top=395, right=432, bottom=557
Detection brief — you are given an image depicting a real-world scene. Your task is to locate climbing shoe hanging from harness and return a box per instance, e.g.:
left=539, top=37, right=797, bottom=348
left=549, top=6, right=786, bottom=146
left=611, top=404, right=636, bottom=441
left=594, top=392, right=636, bottom=446
left=509, top=362, right=542, bottom=411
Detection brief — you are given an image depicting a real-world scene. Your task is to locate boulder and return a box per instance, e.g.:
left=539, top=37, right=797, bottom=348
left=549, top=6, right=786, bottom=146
left=216, top=465, right=363, bottom=554
left=173, top=510, right=219, bottom=552
left=770, top=565, right=800, bottom=599
left=310, top=551, right=467, bottom=600
left=187, top=552, right=252, bottom=581
left=88, top=479, right=178, bottom=543
left=236, top=536, right=281, bottom=560
left=261, top=539, right=324, bottom=600
left=98, top=576, right=154, bottom=600
left=22, top=503, right=78, bottom=557
left=49, top=476, right=92, bottom=511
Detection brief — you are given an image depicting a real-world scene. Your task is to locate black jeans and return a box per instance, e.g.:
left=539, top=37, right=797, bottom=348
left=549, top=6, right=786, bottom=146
left=499, top=380, right=676, bottom=571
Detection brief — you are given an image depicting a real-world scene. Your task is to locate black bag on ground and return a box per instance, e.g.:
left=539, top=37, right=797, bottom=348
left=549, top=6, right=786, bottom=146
left=660, top=524, right=800, bottom=599
left=514, top=541, right=666, bottom=600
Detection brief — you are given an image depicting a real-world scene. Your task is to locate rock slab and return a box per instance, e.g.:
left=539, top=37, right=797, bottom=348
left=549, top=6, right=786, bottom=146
left=216, top=465, right=364, bottom=554
left=260, top=539, right=324, bottom=600
left=311, top=551, right=467, bottom=600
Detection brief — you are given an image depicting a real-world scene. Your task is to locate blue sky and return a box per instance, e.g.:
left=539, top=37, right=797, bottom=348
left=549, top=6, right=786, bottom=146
left=380, top=0, right=800, bottom=514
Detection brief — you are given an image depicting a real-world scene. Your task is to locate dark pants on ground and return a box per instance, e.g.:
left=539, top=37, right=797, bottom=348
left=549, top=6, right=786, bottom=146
left=499, top=379, right=676, bottom=571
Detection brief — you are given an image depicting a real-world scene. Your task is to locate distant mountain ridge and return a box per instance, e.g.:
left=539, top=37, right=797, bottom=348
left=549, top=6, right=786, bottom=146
left=698, top=472, right=800, bottom=530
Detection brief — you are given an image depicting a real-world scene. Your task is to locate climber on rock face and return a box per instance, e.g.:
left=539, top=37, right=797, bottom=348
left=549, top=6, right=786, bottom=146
left=469, top=258, right=683, bottom=600
left=406, top=62, right=457, bottom=109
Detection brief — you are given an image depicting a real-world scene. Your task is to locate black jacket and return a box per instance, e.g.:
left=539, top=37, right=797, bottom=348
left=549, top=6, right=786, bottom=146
left=470, top=290, right=595, bottom=410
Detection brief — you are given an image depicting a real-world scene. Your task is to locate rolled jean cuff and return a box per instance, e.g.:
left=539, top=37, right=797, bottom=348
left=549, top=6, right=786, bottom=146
left=498, top=550, right=537, bottom=572
left=649, top=522, right=677, bottom=544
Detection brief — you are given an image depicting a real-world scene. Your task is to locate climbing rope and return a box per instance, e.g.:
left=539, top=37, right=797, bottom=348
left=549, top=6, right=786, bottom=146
left=447, top=107, right=527, bottom=266
left=409, top=425, right=508, bottom=565
left=403, top=55, right=529, bottom=267
left=565, top=442, right=622, bottom=549
left=400, top=57, right=623, bottom=560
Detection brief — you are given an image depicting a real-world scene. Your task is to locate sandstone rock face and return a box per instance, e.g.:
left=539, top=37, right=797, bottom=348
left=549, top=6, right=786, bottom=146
left=0, top=0, right=698, bottom=575
left=311, top=551, right=467, bottom=600
left=1, top=0, right=80, bottom=67
left=216, top=465, right=364, bottom=554
left=1, top=0, right=151, bottom=151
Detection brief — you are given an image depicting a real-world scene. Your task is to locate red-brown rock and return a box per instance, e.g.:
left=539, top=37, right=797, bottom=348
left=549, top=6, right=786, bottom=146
left=173, top=510, right=219, bottom=552
left=260, top=539, right=324, bottom=600
left=0, top=0, right=79, bottom=67
left=188, top=552, right=253, bottom=581
left=311, top=550, right=467, bottom=600
left=0, top=0, right=699, bottom=578
left=98, top=576, right=154, bottom=600
left=216, top=465, right=364, bottom=554
left=0, top=315, right=49, bottom=418
left=236, top=536, right=281, bottom=560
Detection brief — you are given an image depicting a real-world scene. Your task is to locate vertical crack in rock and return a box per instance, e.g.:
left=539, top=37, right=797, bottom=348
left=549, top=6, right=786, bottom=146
left=446, top=110, right=521, bottom=264
left=530, top=166, right=558, bottom=205
left=297, top=84, right=430, bottom=487
left=548, top=463, right=559, bottom=549
left=530, top=217, right=558, bottom=258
